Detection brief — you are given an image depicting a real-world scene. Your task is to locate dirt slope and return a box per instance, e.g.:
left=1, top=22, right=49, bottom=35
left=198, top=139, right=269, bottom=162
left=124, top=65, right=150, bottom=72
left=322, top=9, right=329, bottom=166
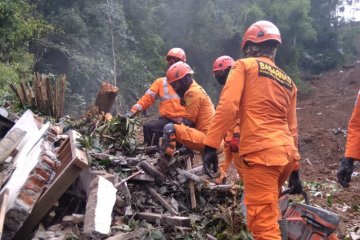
left=297, top=61, right=360, bottom=236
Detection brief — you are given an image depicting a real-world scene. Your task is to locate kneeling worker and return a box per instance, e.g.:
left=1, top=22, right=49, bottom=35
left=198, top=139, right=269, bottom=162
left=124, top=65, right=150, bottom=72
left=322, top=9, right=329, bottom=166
left=160, top=61, right=215, bottom=159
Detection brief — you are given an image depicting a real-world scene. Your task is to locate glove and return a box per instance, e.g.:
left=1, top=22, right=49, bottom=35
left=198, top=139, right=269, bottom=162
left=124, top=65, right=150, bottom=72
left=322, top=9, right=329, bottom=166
left=182, top=118, right=194, bottom=127
left=203, top=145, right=218, bottom=178
left=124, top=111, right=136, bottom=118
left=160, top=123, right=176, bottom=157
left=288, top=171, right=303, bottom=195
left=337, top=157, right=354, bottom=188
left=229, top=133, right=240, bottom=153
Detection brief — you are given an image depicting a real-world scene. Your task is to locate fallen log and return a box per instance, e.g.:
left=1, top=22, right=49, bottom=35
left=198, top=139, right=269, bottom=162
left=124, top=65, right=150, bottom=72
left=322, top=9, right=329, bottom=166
left=146, top=186, right=179, bottom=215
left=135, top=212, right=190, bottom=227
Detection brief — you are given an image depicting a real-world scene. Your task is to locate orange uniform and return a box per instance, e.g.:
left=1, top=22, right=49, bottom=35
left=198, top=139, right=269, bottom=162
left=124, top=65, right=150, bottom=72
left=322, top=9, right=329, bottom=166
left=204, top=57, right=299, bottom=239
left=131, top=77, right=186, bottom=122
left=218, top=121, right=243, bottom=183
left=174, top=81, right=215, bottom=151
left=345, top=90, right=360, bottom=159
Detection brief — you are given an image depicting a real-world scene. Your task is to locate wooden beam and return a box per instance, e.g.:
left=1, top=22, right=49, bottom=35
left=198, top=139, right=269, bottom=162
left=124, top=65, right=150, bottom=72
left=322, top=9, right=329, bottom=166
left=146, top=186, right=179, bottom=215
left=138, top=161, right=165, bottom=181
left=0, top=128, right=26, bottom=163
left=186, top=157, right=197, bottom=209
left=176, top=168, right=213, bottom=187
left=135, top=212, right=190, bottom=227
left=0, top=189, right=9, bottom=239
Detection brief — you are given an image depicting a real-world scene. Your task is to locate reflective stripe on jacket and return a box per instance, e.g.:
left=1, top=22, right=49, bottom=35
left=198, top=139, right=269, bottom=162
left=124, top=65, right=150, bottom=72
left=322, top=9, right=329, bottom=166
left=131, top=77, right=186, bottom=121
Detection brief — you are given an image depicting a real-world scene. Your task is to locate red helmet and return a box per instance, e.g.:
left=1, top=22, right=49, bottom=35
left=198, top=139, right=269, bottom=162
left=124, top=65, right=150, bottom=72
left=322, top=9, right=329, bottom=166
left=241, top=20, right=281, bottom=50
left=166, top=48, right=186, bottom=62
left=213, top=56, right=234, bottom=72
left=166, top=61, right=193, bottom=83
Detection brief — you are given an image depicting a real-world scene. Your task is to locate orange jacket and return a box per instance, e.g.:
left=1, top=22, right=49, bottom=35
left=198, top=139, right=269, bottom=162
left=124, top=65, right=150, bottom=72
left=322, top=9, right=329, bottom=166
left=183, top=81, right=215, bottom=133
left=204, top=57, right=299, bottom=166
left=131, top=77, right=186, bottom=121
left=345, top=90, right=360, bottom=159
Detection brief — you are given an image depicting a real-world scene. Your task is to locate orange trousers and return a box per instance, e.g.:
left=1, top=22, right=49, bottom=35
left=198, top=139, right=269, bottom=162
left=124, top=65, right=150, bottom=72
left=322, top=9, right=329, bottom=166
left=218, top=144, right=243, bottom=182
left=174, top=124, right=223, bottom=153
left=240, top=146, right=294, bottom=240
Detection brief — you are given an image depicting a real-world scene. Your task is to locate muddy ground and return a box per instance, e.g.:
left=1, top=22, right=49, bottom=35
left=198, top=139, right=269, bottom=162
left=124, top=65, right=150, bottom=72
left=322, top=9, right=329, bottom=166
left=296, top=61, right=360, bottom=236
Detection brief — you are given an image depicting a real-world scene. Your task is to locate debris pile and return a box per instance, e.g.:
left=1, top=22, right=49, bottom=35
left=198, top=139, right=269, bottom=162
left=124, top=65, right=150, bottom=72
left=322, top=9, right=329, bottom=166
left=0, top=81, right=250, bottom=239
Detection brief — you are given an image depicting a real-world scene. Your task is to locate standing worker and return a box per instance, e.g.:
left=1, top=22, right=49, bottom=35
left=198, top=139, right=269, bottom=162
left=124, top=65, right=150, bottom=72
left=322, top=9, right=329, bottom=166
left=337, top=90, right=360, bottom=188
left=125, top=48, right=187, bottom=146
left=160, top=61, right=215, bottom=160
left=212, top=56, right=242, bottom=184
left=202, top=21, right=302, bottom=239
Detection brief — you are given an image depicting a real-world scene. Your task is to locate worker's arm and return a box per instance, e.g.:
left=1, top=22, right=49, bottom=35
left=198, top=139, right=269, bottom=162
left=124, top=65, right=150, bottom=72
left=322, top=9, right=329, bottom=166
left=287, top=85, right=300, bottom=170
left=345, top=90, right=360, bottom=160
left=130, top=79, right=160, bottom=113
left=204, top=61, right=245, bottom=149
left=183, top=90, right=201, bottom=124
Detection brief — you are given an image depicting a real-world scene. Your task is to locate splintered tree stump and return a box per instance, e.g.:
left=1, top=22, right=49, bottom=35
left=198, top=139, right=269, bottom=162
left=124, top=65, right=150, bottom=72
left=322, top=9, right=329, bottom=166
left=94, top=82, right=119, bottom=113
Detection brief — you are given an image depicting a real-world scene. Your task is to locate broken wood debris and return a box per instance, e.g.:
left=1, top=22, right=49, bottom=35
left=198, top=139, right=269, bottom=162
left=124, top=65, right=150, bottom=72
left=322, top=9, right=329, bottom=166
left=0, top=103, right=249, bottom=239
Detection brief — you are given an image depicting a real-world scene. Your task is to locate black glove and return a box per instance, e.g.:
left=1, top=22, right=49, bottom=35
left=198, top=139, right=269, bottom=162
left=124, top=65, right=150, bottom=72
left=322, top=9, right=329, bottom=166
left=337, top=157, right=354, bottom=188
left=182, top=118, right=194, bottom=127
left=203, top=145, right=218, bottom=178
left=288, top=171, right=303, bottom=195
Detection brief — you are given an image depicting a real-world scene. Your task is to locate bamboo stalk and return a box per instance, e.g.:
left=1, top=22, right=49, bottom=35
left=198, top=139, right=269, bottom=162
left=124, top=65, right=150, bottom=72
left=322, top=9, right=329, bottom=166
left=20, top=80, right=29, bottom=105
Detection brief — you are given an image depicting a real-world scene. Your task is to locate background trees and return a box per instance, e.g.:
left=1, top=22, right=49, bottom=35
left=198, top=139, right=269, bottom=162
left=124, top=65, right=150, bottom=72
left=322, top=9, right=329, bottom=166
left=0, top=0, right=359, bottom=113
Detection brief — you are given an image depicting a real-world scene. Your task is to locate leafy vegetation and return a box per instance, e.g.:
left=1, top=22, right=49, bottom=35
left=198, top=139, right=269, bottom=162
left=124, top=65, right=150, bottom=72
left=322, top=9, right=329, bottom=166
left=0, top=0, right=359, bottom=113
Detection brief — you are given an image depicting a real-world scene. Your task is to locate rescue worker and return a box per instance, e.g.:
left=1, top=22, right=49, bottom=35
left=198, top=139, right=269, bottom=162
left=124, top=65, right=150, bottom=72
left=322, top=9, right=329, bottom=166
left=202, top=21, right=302, bottom=239
left=212, top=56, right=242, bottom=184
left=337, top=90, right=360, bottom=188
left=160, top=61, right=215, bottom=158
left=125, top=48, right=187, bottom=146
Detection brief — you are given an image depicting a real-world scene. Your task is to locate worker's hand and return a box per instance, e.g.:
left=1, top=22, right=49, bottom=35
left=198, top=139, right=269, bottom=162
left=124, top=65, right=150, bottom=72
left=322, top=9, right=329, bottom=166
left=337, top=157, right=354, bottom=188
left=288, top=171, right=303, bottom=195
left=229, top=133, right=240, bottom=153
left=124, top=111, right=136, bottom=118
left=203, top=145, right=218, bottom=178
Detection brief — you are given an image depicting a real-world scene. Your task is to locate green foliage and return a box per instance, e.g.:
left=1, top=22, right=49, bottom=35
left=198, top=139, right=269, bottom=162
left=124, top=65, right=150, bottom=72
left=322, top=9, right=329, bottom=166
left=0, top=0, right=52, bottom=105
left=340, top=22, right=360, bottom=63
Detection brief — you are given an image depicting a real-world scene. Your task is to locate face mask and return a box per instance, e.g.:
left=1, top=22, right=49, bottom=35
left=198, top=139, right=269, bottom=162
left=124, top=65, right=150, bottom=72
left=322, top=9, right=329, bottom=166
left=216, top=75, right=227, bottom=85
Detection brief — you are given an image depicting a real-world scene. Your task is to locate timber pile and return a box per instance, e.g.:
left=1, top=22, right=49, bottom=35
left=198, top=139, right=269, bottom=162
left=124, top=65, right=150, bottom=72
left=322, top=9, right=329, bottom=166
left=9, top=73, right=67, bottom=121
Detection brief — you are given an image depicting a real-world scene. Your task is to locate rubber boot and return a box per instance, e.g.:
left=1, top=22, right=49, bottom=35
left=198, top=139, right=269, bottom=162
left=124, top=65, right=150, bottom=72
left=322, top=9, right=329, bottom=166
left=278, top=219, right=288, bottom=240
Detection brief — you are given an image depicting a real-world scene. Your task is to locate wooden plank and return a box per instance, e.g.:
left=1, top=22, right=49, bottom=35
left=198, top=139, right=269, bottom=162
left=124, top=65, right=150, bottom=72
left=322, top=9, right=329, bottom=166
left=176, top=168, right=213, bottom=187
left=186, top=157, right=197, bottom=209
left=135, top=212, right=190, bottom=227
left=8, top=83, right=24, bottom=107
left=45, top=77, right=53, bottom=115
left=12, top=130, right=89, bottom=240
left=146, top=186, right=179, bottom=215
left=0, top=189, right=9, bottom=239
left=19, top=81, right=29, bottom=105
